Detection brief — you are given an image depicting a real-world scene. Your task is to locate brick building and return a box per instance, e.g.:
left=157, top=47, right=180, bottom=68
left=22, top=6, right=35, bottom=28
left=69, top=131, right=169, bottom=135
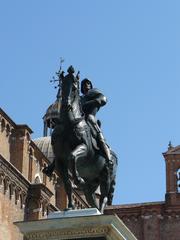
left=0, top=102, right=180, bottom=239
left=0, top=107, right=88, bottom=240
left=105, top=144, right=180, bottom=239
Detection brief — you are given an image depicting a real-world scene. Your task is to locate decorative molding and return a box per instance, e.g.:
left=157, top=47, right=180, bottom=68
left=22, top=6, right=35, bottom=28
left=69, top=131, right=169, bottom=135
left=0, top=154, right=30, bottom=191
left=25, top=226, right=109, bottom=240
left=0, top=154, right=30, bottom=209
left=15, top=214, right=138, bottom=240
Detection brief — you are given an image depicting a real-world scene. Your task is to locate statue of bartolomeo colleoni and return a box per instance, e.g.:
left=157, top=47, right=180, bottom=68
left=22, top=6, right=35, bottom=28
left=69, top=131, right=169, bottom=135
left=43, top=66, right=117, bottom=212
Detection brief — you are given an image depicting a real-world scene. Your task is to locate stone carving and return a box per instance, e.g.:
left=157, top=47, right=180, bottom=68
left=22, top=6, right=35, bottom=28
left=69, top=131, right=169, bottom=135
left=26, top=226, right=109, bottom=240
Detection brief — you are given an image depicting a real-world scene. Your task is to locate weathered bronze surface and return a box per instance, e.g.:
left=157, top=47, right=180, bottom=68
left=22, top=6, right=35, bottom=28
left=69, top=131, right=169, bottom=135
left=43, top=66, right=118, bottom=213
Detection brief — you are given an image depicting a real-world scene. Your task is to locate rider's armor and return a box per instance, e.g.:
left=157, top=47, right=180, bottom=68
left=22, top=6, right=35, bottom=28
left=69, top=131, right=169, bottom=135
left=80, top=88, right=112, bottom=165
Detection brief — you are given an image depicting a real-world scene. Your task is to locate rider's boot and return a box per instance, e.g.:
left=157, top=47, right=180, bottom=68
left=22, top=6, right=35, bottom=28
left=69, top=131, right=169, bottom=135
left=87, top=114, right=113, bottom=167
left=98, top=132, right=113, bottom=167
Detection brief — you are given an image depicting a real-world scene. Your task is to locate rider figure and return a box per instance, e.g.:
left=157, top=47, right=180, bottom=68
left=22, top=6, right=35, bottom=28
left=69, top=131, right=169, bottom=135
left=80, top=79, right=112, bottom=166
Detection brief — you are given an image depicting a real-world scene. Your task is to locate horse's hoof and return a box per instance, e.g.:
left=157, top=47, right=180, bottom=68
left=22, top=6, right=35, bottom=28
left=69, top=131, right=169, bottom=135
left=65, top=205, right=75, bottom=211
left=100, top=197, right=108, bottom=214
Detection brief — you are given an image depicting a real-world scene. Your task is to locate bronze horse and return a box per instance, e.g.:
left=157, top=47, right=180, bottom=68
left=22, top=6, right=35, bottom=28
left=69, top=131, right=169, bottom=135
left=44, top=66, right=117, bottom=212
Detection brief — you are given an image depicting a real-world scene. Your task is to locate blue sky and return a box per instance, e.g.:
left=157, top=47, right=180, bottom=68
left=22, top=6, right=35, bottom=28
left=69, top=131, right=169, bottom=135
left=1, top=1, right=180, bottom=205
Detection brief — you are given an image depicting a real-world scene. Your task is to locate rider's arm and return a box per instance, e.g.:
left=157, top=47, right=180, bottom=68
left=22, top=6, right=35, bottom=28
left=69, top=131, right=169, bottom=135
left=91, top=88, right=107, bottom=107
left=83, top=93, right=107, bottom=109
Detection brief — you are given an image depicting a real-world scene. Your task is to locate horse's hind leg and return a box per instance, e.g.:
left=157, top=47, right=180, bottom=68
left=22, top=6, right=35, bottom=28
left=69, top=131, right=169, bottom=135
left=108, top=178, right=116, bottom=205
left=99, top=166, right=110, bottom=213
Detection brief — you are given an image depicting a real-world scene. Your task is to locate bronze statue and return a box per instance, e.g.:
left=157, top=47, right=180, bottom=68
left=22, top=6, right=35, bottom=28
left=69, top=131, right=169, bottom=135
left=43, top=66, right=117, bottom=213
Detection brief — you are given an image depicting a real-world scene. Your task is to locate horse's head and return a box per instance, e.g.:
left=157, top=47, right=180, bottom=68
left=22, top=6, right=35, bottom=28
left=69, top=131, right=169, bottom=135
left=61, top=66, right=79, bottom=108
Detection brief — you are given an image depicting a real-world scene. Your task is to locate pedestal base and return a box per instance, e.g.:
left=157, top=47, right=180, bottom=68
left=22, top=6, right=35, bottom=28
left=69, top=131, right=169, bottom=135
left=14, top=209, right=137, bottom=240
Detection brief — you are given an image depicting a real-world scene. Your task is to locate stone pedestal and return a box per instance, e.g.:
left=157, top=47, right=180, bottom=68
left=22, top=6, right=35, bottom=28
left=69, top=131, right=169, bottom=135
left=14, top=209, right=137, bottom=240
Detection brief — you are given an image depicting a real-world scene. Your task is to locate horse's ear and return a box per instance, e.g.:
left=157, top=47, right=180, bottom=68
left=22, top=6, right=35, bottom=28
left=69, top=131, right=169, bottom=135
left=60, top=71, right=65, bottom=79
left=76, top=71, right=80, bottom=80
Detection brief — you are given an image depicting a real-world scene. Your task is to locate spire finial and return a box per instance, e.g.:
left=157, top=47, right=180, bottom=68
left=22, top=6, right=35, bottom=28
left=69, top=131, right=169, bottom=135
left=50, top=57, right=65, bottom=99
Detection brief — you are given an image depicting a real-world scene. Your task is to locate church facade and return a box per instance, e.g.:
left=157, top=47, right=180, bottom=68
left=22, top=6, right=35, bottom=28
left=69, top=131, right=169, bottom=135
left=0, top=106, right=180, bottom=240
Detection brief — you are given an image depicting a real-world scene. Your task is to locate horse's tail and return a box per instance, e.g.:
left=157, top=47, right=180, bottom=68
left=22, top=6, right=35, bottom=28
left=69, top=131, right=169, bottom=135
left=108, top=150, right=118, bottom=205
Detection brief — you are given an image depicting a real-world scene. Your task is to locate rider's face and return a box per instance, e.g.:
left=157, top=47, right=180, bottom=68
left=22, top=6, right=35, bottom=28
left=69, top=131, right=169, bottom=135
left=83, top=82, right=91, bottom=94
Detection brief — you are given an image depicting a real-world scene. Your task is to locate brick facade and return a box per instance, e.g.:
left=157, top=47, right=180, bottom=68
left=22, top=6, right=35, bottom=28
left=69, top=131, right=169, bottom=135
left=105, top=145, right=180, bottom=240
left=0, top=108, right=88, bottom=240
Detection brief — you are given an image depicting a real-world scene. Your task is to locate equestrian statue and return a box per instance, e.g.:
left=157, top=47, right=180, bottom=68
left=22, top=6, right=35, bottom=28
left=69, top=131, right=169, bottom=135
left=43, top=66, right=118, bottom=213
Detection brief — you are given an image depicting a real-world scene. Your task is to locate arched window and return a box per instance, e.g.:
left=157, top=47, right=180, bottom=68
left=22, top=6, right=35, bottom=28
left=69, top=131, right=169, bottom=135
left=0, top=173, right=4, bottom=185
left=15, top=187, right=21, bottom=205
left=6, top=124, right=10, bottom=136
left=9, top=183, right=15, bottom=200
left=43, top=164, right=47, bottom=185
left=42, top=201, right=48, bottom=217
left=1, top=118, right=5, bottom=132
left=34, top=175, right=41, bottom=184
left=3, top=177, right=9, bottom=194
left=177, top=168, right=180, bottom=193
left=28, top=148, right=33, bottom=182
left=26, top=132, right=30, bottom=140
left=20, top=194, right=23, bottom=209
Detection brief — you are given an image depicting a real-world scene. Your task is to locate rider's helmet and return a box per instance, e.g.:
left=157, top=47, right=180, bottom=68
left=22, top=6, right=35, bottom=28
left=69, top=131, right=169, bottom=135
left=81, top=78, right=93, bottom=94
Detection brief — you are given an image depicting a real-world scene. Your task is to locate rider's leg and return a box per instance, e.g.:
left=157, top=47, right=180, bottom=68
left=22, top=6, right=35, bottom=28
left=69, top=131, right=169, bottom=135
left=87, top=114, right=112, bottom=166
left=69, top=143, right=88, bottom=186
left=97, top=132, right=112, bottom=164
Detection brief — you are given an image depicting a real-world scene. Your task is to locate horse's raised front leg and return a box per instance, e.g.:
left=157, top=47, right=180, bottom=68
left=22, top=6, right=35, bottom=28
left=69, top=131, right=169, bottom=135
left=69, top=143, right=88, bottom=186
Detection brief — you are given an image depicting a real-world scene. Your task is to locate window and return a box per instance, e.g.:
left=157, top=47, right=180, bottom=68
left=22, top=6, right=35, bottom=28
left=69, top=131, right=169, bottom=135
left=34, top=176, right=41, bottom=184
left=177, top=168, right=180, bottom=193
left=1, top=118, right=5, bottom=132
